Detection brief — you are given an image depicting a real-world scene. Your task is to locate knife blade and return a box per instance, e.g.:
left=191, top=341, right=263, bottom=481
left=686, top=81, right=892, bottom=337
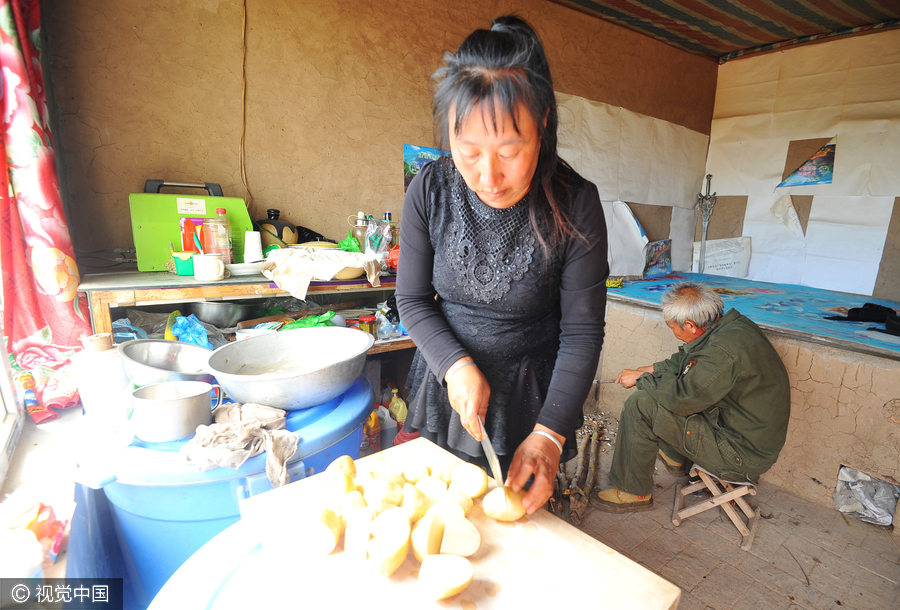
left=479, top=418, right=508, bottom=509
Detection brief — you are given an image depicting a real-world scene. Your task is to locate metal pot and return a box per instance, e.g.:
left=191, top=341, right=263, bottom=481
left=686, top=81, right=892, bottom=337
left=206, top=326, right=374, bottom=410
left=131, top=381, right=222, bottom=442
left=119, top=339, right=215, bottom=386
left=185, top=301, right=257, bottom=328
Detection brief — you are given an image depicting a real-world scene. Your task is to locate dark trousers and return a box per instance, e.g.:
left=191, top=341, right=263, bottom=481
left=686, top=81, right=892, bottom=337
left=608, top=391, right=758, bottom=496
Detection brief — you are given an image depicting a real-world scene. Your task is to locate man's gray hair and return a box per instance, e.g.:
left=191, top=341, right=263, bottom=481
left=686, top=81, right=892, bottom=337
left=661, top=281, right=724, bottom=331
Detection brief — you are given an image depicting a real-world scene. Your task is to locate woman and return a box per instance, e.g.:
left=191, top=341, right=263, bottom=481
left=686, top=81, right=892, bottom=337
left=396, top=15, right=608, bottom=515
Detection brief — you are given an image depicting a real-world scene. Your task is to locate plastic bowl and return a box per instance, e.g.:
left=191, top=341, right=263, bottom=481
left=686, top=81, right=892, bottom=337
left=118, top=339, right=215, bottom=386
left=206, top=327, right=374, bottom=410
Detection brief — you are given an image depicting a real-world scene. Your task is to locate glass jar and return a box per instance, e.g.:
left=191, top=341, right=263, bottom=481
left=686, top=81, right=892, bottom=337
left=358, top=314, right=376, bottom=336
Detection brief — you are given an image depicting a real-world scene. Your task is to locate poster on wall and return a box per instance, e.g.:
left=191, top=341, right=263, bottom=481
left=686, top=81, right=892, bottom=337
left=777, top=137, right=835, bottom=187
left=642, top=239, right=672, bottom=279
left=404, top=144, right=446, bottom=191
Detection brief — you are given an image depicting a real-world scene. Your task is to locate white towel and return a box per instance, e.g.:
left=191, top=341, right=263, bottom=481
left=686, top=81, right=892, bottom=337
left=181, top=403, right=299, bottom=488
left=262, top=248, right=381, bottom=300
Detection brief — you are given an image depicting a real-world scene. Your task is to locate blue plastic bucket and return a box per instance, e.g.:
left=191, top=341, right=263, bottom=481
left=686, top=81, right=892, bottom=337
left=76, top=377, right=373, bottom=607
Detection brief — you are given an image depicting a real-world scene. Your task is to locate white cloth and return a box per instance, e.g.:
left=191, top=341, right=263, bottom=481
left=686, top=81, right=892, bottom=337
left=262, top=248, right=381, bottom=300
left=181, top=403, right=299, bottom=488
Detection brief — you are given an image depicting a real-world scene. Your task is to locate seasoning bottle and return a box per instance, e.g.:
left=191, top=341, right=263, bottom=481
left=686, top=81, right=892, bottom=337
left=358, top=314, right=376, bottom=336
left=351, top=211, right=368, bottom=252
left=384, top=211, right=399, bottom=247
left=202, top=208, right=233, bottom=263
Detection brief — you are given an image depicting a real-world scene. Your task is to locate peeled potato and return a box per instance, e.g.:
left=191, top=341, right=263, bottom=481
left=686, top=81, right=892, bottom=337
left=410, top=513, right=445, bottom=562
left=444, top=485, right=474, bottom=516
left=401, top=483, right=432, bottom=522
left=299, top=506, right=342, bottom=555
left=415, top=476, right=448, bottom=503
left=424, top=502, right=465, bottom=521
left=344, top=505, right=376, bottom=560
left=324, top=470, right=356, bottom=498
left=451, top=463, right=488, bottom=498
left=337, top=490, right=367, bottom=526
left=353, top=471, right=375, bottom=493
left=418, top=554, right=475, bottom=601
left=439, top=514, right=481, bottom=557
left=437, top=465, right=455, bottom=486
left=326, top=454, right=357, bottom=478
left=376, top=466, right=407, bottom=488
left=369, top=507, right=411, bottom=539
left=364, top=477, right=403, bottom=507
left=403, top=463, right=430, bottom=484
left=367, top=508, right=411, bottom=577
left=368, top=534, right=410, bottom=577
left=482, top=486, right=526, bottom=522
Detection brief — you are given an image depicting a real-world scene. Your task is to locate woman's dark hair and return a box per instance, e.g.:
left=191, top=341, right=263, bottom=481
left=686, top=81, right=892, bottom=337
left=431, top=15, right=580, bottom=254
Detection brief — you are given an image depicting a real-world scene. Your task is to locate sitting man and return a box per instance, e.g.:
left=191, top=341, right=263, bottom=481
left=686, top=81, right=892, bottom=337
left=591, top=281, right=791, bottom=513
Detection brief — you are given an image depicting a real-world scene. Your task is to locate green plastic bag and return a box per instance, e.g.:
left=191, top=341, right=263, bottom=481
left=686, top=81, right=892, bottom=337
left=280, top=311, right=337, bottom=331
left=339, top=230, right=362, bottom=253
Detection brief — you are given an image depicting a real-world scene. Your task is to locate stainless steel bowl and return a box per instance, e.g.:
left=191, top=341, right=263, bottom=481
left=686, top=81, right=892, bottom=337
left=119, top=339, right=215, bottom=386
left=185, top=301, right=257, bottom=328
left=206, top=327, right=374, bottom=410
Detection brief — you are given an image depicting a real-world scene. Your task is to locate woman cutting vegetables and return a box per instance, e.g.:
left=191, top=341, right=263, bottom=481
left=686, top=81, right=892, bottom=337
left=396, top=15, right=608, bottom=515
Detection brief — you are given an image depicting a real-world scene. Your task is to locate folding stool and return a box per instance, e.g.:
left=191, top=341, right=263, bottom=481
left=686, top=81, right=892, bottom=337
left=671, top=465, right=760, bottom=550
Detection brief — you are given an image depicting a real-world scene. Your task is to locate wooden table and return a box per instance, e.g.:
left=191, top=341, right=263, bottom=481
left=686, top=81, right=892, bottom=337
left=149, top=438, right=681, bottom=610
left=77, top=270, right=413, bottom=354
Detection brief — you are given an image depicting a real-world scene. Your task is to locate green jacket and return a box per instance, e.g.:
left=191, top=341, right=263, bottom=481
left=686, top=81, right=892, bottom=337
left=636, top=309, right=791, bottom=476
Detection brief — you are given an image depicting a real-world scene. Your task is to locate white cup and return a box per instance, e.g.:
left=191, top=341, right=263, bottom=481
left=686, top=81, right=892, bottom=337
left=244, top=231, right=264, bottom=263
left=193, top=253, right=225, bottom=281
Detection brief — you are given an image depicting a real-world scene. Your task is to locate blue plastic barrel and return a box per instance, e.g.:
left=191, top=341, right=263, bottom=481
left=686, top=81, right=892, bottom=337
left=75, top=377, right=373, bottom=608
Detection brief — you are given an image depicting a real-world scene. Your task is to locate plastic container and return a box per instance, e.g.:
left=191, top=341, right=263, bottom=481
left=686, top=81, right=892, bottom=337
left=74, top=377, right=373, bottom=607
left=202, top=208, right=233, bottom=263
left=72, top=348, right=132, bottom=420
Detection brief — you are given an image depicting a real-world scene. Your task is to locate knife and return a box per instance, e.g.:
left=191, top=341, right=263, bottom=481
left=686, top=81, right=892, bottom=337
left=478, top=418, right=508, bottom=509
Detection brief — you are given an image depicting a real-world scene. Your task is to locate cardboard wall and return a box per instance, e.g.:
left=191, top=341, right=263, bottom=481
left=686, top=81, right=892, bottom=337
left=43, top=0, right=716, bottom=263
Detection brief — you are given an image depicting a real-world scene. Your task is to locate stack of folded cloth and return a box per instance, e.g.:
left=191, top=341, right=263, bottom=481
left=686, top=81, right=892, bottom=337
left=181, top=403, right=299, bottom=488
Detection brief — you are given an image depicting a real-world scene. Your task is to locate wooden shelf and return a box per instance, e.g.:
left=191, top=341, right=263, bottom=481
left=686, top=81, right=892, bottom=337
left=366, top=338, right=415, bottom=354
left=79, top=270, right=397, bottom=336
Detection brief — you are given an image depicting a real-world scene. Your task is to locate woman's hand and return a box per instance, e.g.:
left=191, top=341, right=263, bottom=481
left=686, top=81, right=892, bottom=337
left=506, top=425, right=564, bottom=515
left=445, top=358, right=490, bottom=441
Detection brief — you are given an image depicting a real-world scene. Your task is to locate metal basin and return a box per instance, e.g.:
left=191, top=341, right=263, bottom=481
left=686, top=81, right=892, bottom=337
left=185, top=300, right=257, bottom=328
left=119, top=339, right=215, bottom=386
left=207, top=327, right=374, bottom=410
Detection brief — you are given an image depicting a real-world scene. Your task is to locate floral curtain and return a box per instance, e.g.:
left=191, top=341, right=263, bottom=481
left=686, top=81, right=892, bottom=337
left=0, top=0, right=89, bottom=420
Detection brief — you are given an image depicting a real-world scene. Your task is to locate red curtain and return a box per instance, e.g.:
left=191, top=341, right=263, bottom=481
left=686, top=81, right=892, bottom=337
left=0, top=0, right=91, bottom=367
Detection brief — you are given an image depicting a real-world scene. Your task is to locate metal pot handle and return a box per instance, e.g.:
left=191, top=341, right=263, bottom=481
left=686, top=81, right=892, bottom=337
left=211, top=384, right=224, bottom=411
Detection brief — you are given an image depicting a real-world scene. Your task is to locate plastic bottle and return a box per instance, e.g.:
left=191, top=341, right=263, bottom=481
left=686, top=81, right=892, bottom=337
left=351, top=211, right=368, bottom=253
left=203, top=208, right=233, bottom=263
left=384, top=211, right=399, bottom=247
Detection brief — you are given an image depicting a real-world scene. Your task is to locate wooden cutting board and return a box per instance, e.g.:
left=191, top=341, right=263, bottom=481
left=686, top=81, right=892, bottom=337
left=152, top=438, right=681, bottom=610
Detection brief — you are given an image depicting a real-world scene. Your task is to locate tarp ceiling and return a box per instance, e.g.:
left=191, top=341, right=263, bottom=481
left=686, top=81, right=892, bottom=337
left=549, top=0, right=900, bottom=61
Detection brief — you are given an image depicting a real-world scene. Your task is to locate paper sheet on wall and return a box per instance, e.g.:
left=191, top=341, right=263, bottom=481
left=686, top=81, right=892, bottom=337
left=603, top=200, right=648, bottom=277
left=770, top=194, right=805, bottom=238
left=691, top=237, right=751, bottom=277
left=800, top=195, right=894, bottom=294
left=556, top=92, right=709, bottom=208
left=704, top=30, right=900, bottom=296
